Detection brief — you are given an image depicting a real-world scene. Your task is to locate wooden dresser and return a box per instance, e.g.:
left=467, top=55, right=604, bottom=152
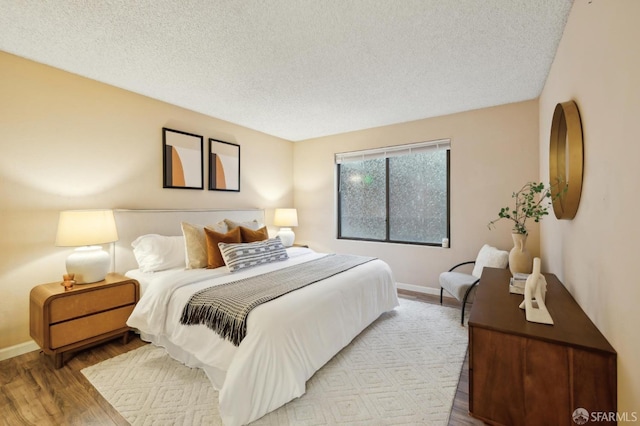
left=468, top=268, right=616, bottom=426
left=30, top=273, right=139, bottom=368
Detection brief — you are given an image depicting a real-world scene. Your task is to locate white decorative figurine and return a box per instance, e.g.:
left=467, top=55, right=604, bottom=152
left=519, top=257, right=554, bottom=325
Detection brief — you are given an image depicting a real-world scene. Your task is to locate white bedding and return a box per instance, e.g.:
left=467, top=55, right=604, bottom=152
left=126, top=247, right=399, bottom=425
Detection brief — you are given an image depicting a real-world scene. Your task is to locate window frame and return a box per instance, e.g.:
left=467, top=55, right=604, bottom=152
left=336, top=142, right=450, bottom=247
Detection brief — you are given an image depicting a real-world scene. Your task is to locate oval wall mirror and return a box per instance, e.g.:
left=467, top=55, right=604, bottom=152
left=549, top=100, right=584, bottom=219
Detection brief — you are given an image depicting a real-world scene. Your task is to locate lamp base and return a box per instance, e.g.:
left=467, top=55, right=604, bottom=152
left=276, top=227, right=295, bottom=247
left=66, top=246, right=110, bottom=284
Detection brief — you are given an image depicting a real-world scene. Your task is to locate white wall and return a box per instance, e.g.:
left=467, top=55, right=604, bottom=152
left=293, top=100, right=540, bottom=290
left=539, top=0, right=640, bottom=414
left=0, top=52, right=294, bottom=350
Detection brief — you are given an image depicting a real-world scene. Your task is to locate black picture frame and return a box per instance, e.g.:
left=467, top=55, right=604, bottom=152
left=209, top=139, right=240, bottom=192
left=162, top=128, right=204, bottom=189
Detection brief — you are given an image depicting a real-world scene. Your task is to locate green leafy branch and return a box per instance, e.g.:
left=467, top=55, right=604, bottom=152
left=488, top=181, right=563, bottom=235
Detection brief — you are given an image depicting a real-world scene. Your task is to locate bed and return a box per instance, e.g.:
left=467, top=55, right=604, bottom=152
left=115, top=209, right=399, bottom=425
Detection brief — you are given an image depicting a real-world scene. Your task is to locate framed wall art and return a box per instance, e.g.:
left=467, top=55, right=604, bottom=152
left=162, top=127, right=204, bottom=189
left=209, top=139, right=240, bottom=192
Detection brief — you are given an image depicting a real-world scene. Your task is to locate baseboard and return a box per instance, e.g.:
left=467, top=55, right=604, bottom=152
left=396, top=282, right=441, bottom=296
left=0, top=340, right=40, bottom=361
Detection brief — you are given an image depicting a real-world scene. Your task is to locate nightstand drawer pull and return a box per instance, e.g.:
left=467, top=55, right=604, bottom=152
left=49, top=283, right=136, bottom=323
left=50, top=305, right=134, bottom=349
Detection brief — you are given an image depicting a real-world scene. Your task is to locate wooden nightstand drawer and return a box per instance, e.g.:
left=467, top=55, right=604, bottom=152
left=49, top=282, right=136, bottom=323
left=50, top=305, right=134, bottom=349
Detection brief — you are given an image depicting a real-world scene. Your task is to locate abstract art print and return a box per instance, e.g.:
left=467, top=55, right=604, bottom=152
left=209, top=139, right=240, bottom=192
left=162, top=128, right=204, bottom=189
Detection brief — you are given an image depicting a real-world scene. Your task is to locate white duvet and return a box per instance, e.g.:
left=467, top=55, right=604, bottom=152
left=126, top=247, right=399, bottom=425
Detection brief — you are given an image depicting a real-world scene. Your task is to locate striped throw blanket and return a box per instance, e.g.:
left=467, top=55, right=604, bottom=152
left=180, top=254, right=375, bottom=346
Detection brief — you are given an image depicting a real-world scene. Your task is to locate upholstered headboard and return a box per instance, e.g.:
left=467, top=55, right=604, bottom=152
left=113, top=208, right=265, bottom=273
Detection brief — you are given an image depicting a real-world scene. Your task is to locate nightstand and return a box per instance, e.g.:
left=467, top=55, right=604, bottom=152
left=29, top=273, right=140, bottom=368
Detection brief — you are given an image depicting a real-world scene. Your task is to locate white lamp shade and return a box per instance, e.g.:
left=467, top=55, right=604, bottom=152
left=55, top=210, right=119, bottom=246
left=55, top=210, right=118, bottom=284
left=273, top=208, right=298, bottom=227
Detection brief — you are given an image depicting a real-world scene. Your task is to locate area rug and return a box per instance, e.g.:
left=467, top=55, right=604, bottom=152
left=82, top=298, right=468, bottom=425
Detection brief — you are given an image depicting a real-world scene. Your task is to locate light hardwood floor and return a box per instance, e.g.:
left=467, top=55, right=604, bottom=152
left=0, top=291, right=483, bottom=425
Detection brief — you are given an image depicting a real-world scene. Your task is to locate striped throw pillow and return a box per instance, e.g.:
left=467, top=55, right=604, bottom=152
left=218, top=237, right=289, bottom=273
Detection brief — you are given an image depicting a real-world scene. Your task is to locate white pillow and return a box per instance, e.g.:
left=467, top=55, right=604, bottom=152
left=132, top=234, right=186, bottom=273
left=218, top=238, right=289, bottom=273
left=224, top=218, right=261, bottom=231
left=471, top=244, right=509, bottom=278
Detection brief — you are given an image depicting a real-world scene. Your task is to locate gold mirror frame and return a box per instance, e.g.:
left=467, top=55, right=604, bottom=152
left=549, top=100, right=583, bottom=219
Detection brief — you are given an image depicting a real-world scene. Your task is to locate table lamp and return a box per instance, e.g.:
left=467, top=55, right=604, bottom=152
left=273, top=208, right=298, bottom=247
left=55, top=209, right=119, bottom=284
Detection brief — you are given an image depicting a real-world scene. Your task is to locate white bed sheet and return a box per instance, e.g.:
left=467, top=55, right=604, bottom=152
left=126, top=247, right=399, bottom=426
left=125, top=267, right=185, bottom=295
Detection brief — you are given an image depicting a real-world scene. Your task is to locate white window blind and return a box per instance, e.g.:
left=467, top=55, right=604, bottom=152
left=335, top=139, right=450, bottom=164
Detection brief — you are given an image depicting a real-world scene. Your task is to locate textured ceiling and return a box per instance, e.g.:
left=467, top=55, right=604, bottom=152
left=0, top=1, right=573, bottom=141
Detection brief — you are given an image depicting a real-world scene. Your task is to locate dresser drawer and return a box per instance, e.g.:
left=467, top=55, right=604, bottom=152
left=49, top=304, right=134, bottom=349
left=49, top=282, right=136, bottom=323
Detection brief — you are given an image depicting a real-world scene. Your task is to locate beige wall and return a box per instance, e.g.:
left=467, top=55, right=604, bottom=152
left=0, top=52, right=294, bottom=350
left=293, top=100, right=540, bottom=290
left=539, top=0, right=640, bottom=414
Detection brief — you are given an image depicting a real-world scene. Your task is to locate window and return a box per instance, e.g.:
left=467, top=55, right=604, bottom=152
left=336, top=139, right=450, bottom=246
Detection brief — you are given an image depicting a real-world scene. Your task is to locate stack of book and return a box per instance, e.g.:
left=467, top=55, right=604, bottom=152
left=509, top=273, right=530, bottom=295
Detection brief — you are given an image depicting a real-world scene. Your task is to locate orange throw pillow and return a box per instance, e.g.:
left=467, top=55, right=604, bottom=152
left=204, top=227, right=242, bottom=268
left=240, top=226, right=269, bottom=243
